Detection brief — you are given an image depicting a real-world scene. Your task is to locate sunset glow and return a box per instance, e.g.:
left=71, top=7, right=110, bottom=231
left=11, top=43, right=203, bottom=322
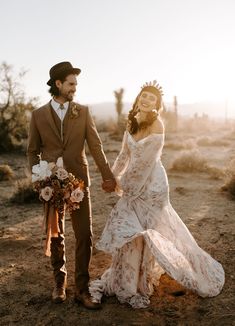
left=0, top=0, right=235, bottom=117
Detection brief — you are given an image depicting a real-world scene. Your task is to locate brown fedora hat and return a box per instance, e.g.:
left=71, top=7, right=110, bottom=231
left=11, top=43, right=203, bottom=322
left=47, top=61, right=81, bottom=86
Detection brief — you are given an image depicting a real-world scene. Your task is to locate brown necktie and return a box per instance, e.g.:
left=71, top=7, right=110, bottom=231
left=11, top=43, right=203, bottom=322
left=59, top=104, right=65, bottom=141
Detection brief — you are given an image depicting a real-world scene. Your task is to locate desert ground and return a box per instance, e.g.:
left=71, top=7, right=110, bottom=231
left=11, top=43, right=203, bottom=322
left=0, top=126, right=235, bottom=326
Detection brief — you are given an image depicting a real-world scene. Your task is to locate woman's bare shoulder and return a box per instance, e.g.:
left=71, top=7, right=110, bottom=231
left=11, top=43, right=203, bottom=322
left=151, top=117, right=164, bottom=134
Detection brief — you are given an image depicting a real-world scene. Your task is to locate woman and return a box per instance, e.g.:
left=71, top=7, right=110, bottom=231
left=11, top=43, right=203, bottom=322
left=90, top=81, right=225, bottom=308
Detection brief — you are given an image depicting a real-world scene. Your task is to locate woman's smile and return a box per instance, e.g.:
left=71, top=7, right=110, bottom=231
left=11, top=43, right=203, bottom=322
left=138, top=91, right=158, bottom=112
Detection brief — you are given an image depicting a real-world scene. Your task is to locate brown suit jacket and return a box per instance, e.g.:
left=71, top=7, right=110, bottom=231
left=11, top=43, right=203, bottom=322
left=27, top=101, right=114, bottom=186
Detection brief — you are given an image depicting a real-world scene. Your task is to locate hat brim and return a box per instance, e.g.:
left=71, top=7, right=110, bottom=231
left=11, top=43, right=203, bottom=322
left=47, top=67, right=81, bottom=86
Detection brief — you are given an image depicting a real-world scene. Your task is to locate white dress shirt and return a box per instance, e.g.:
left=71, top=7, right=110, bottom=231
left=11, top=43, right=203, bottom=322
left=51, top=98, right=69, bottom=121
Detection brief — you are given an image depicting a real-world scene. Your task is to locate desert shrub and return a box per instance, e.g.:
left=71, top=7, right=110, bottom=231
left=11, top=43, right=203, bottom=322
left=223, top=129, right=235, bottom=141
left=0, top=62, right=37, bottom=152
left=94, top=117, right=118, bottom=133
left=10, top=177, right=39, bottom=204
left=0, top=164, right=14, bottom=181
left=164, top=139, right=195, bottom=150
left=206, top=166, right=225, bottom=180
left=111, top=119, right=127, bottom=141
left=0, top=103, right=33, bottom=152
left=93, top=113, right=127, bottom=140
left=170, top=150, right=208, bottom=172
left=221, top=159, right=235, bottom=198
left=197, top=136, right=230, bottom=147
left=170, top=150, right=225, bottom=178
left=221, top=176, right=235, bottom=197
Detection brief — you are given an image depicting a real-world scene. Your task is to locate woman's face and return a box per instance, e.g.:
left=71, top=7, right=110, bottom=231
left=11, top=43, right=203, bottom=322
left=137, top=91, right=158, bottom=112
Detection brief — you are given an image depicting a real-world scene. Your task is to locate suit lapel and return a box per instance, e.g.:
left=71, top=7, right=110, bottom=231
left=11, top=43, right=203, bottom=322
left=44, top=101, right=62, bottom=142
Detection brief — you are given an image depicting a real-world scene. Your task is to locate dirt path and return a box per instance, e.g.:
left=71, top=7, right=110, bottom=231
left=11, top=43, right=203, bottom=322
left=0, top=132, right=234, bottom=326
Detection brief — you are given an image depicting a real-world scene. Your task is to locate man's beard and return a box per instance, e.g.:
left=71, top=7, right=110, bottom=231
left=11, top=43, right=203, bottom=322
left=60, top=91, right=75, bottom=101
left=67, top=92, right=74, bottom=101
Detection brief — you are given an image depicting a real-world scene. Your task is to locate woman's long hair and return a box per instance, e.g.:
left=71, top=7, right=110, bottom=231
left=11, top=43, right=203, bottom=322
left=127, top=87, right=162, bottom=135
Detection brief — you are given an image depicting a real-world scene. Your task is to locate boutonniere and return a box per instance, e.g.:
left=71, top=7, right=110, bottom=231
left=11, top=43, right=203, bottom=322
left=70, top=103, right=81, bottom=119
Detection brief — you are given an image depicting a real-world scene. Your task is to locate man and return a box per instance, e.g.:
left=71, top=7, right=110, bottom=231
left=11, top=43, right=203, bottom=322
left=27, top=61, right=116, bottom=309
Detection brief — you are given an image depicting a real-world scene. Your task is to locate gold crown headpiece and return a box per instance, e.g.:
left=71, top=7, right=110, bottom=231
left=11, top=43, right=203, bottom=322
left=141, top=80, right=164, bottom=96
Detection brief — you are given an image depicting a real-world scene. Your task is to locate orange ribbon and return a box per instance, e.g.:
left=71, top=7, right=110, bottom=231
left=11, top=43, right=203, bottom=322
left=43, top=203, right=60, bottom=257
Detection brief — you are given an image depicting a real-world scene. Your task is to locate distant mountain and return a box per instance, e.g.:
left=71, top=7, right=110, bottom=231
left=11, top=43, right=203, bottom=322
left=88, top=101, right=233, bottom=120
left=177, top=102, right=230, bottom=118
left=89, top=102, right=132, bottom=120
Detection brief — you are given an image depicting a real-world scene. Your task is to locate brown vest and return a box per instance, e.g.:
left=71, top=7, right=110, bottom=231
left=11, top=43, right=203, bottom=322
left=50, top=106, right=70, bottom=143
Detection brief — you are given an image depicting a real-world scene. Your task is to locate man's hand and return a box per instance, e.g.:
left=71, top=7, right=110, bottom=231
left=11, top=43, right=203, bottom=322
left=102, top=179, right=117, bottom=193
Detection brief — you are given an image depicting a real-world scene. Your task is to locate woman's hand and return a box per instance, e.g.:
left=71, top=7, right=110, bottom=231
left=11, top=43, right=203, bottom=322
left=102, top=179, right=117, bottom=193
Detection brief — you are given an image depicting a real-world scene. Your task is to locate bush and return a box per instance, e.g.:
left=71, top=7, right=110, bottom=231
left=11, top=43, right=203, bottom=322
left=197, top=136, right=230, bottom=147
left=225, top=158, right=235, bottom=177
left=170, top=150, right=225, bottom=179
left=221, top=159, right=235, bottom=198
left=10, top=177, right=39, bottom=204
left=207, top=166, right=225, bottom=180
left=170, top=150, right=209, bottom=172
left=93, top=117, right=118, bottom=133
left=222, top=129, right=235, bottom=141
left=164, top=139, right=195, bottom=150
left=0, top=62, right=37, bottom=152
left=0, top=164, right=14, bottom=181
left=221, top=176, right=235, bottom=197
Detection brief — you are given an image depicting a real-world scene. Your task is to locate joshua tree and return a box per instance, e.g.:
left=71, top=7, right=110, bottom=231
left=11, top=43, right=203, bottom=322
left=114, top=88, right=124, bottom=123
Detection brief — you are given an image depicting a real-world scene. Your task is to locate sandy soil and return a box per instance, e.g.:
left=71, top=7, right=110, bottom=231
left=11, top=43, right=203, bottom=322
left=0, top=130, right=234, bottom=326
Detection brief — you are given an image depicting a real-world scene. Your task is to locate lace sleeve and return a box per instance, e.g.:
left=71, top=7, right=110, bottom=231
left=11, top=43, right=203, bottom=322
left=111, top=131, right=130, bottom=178
left=122, top=134, right=164, bottom=197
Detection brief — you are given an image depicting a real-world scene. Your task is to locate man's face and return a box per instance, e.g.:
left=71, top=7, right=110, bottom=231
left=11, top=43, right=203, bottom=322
left=56, top=74, right=77, bottom=101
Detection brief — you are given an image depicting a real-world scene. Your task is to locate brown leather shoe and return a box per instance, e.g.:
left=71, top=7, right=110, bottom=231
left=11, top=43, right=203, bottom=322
left=52, top=286, right=66, bottom=303
left=75, top=291, right=101, bottom=310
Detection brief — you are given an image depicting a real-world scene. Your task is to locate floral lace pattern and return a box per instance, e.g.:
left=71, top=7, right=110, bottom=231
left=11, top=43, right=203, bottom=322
left=90, top=131, right=225, bottom=308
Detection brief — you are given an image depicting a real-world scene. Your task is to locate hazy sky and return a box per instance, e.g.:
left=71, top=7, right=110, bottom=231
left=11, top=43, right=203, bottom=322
left=1, top=0, right=235, bottom=113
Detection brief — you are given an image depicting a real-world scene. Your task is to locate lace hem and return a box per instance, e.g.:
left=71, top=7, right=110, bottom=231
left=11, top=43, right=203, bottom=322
left=89, top=279, right=150, bottom=309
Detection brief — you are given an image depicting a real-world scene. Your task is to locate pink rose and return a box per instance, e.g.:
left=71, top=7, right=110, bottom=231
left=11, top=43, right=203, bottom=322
left=55, top=168, right=68, bottom=180
left=40, top=186, right=53, bottom=201
left=70, top=187, right=84, bottom=203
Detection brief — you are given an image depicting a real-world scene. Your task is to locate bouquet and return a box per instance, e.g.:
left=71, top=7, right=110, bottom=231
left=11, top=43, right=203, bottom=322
left=32, top=157, right=84, bottom=213
left=32, top=156, right=84, bottom=256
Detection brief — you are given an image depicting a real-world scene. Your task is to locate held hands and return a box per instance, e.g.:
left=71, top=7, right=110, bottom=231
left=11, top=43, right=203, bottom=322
left=102, top=179, right=117, bottom=193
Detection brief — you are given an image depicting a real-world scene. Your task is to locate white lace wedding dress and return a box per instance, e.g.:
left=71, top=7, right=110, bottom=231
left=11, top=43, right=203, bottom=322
left=89, top=131, right=225, bottom=308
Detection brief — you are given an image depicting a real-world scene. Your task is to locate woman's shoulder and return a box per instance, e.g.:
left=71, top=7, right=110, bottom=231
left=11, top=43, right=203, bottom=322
left=151, top=117, right=164, bottom=134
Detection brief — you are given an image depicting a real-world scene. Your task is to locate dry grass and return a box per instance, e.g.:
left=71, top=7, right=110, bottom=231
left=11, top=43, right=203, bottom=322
left=95, top=117, right=118, bottom=133
left=207, top=166, right=225, bottom=180
left=164, top=139, right=195, bottom=150
left=221, top=159, right=235, bottom=198
left=170, top=150, right=208, bottom=172
left=10, top=177, right=39, bottom=204
left=223, top=129, right=235, bottom=141
left=221, top=176, right=235, bottom=198
left=197, top=136, right=230, bottom=147
left=0, top=164, right=14, bottom=181
left=170, top=150, right=225, bottom=179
